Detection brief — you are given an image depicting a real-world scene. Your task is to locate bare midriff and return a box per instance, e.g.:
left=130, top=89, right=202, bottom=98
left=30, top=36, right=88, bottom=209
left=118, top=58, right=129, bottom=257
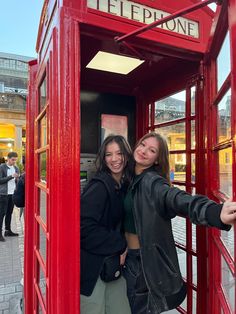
left=125, top=232, right=140, bottom=249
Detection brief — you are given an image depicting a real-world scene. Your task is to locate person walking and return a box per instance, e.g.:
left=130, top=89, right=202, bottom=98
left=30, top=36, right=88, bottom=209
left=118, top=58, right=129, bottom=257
left=80, top=135, right=132, bottom=314
left=123, top=132, right=236, bottom=314
left=0, top=157, right=5, bottom=164
left=0, top=151, right=19, bottom=242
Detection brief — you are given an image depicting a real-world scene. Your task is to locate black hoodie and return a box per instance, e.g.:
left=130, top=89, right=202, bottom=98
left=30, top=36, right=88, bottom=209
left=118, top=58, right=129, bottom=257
left=80, top=171, right=127, bottom=296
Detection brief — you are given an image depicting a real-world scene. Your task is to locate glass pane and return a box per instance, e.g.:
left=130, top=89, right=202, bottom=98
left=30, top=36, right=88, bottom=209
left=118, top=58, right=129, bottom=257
left=221, top=256, right=235, bottom=313
left=217, top=32, right=230, bottom=90
left=39, top=152, right=47, bottom=183
left=39, top=189, right=47, bottom=225
left=39, top=224, right=47, bottom=263
left=155, top=123, right=186, bottom=150
left=155, top=91, right=185, bottom=124
left=219, top=147, right=232, bottom=197
left=192, top=224, right=196, bottom=252
left=40, top=114, right=47, bottom=147
left=148, top=104, right=151, bottom=127
left=191, top=154, right=196, bottom=184
left=192, top=255, right=197, bottom=286
left=177, top=248, right=186, bottom=279
left=192, top=289, right=197, bottom=314
left=217, top=89, right=231, bottom=142
left=39, top=265, right=46, bottom=306
left=174, top=185, right=186, bottom=191
left=191, top=120, right=196, bottom=149
left=38, top=303, right=43, bottom=314
left=39, top=76, right=47, bottom=111
left=172, top=216, right=186, bottom=246
left=221, top=227, right=234, bottom=258
left=191, top=86, right=196, bottom=116
left=180, top=292, right=187, bottom=312
left=169, top=153, right=186, bottom=182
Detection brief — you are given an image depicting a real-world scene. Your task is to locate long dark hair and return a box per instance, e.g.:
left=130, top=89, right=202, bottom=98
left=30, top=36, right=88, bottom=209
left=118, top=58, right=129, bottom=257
left=135, top=132, right=170, bottom=182
left=95, top=134, right=133, bottom=183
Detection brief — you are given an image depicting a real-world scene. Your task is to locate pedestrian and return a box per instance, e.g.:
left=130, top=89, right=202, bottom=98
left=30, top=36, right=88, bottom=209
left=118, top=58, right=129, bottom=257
left=0, top=151, right=19, bottom=242
left=13, top=157, right=25, bottom=219
left=0, top=157, right=6, bottom=164
left=13, top=172, right=25, bottom=208
left=123, top=132, right=236, bottom=314
left=80, top=135, right=133, bottom=314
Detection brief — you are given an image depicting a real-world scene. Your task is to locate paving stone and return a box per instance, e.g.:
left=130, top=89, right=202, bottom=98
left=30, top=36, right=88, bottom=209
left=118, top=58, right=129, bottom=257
left=9, top=295, right=22, bottom=314
left=0, top=286, right=15, bottom=295
left=16, top=285, right=23, bottom=292
left=0, top=208, right=24, bottom=314
left=0, top=301, right=9, bottom=310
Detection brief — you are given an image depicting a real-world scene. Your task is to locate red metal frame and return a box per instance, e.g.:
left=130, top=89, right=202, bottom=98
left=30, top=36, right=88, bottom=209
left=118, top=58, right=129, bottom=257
left=204, top=1, right=236, bottom=313
left=25, top=60, right=38, bottom=314
left=115, top=0, right=218, bottom=43
left=147, top=79, right=203, bottom=313
left=25, top=0, right=236, bottom=313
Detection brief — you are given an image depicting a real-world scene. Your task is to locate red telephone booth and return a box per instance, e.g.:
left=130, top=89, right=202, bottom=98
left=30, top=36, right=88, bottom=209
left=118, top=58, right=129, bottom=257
left=25, top=0, right=236, bottom=313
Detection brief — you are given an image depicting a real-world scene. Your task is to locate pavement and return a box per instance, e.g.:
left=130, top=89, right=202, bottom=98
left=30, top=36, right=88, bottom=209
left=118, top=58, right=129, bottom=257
left=0, top=209, right=183, bottom=314
left=0, top=207, right=24, bottom=314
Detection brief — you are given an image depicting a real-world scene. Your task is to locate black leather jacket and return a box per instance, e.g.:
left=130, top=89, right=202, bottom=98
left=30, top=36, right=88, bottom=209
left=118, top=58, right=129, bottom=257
left=131, top=170, right=230, bottom=312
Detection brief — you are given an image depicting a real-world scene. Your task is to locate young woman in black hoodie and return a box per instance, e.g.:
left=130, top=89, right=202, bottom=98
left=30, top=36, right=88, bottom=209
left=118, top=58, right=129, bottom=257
left=80, top=135, right=133, bottom=314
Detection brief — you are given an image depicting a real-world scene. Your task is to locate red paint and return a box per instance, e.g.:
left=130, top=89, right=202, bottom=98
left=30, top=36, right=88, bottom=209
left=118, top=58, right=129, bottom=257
left=26, top=1, right=236, bottom=313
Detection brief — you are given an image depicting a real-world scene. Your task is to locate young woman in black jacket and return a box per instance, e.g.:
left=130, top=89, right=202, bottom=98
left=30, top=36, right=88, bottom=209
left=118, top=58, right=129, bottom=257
left=80, top=135, right=133, bottom=314
left=123, top=132, right=236, bottom=314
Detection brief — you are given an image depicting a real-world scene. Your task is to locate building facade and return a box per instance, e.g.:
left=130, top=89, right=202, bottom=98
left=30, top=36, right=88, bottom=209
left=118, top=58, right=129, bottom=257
left=0, top=51, right=33, bottom=160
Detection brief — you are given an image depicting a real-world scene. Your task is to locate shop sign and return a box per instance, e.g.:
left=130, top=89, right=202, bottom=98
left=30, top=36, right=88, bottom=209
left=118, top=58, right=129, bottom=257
left=87, top=0, right=199, bottom=39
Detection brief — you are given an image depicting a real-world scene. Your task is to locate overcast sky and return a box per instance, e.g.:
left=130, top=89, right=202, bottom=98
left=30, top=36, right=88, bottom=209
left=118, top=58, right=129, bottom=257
left=0, top=0, right=44, bottom=57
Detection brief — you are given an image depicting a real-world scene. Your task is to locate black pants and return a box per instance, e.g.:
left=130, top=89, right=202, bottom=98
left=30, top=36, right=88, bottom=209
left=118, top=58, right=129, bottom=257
left=123, top=249, right=161, bottom=314
left=0, top=195, right=14, bottom=233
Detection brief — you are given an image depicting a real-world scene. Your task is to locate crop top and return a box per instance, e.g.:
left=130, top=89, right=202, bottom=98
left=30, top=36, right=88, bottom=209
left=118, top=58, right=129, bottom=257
left=123, top=186, right=137, bottom=234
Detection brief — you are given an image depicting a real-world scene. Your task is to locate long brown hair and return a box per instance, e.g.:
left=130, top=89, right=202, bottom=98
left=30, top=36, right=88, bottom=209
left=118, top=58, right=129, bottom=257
left=135, top=132, right=170, bottom=182
left=95, top=134, right=133, bottom=183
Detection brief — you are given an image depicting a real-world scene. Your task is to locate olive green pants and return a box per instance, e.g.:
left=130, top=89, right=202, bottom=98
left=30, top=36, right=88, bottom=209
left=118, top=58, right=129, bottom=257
left=80, top=276, right=131, bottom=314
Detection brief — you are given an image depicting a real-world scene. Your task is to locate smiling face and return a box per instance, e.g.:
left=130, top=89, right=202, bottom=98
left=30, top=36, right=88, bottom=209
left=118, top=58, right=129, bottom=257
left=134, top=136, right=159, bottom=174
left=105, top=141, right=125, bottom=182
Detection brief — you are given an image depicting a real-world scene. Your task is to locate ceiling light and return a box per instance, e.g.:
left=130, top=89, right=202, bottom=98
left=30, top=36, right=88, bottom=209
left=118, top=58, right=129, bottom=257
left=86, top=51, right=144, bottom=75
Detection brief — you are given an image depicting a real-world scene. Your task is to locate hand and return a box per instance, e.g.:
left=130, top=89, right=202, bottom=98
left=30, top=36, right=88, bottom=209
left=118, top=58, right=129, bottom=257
left=12, top=173, right=19, bottom=178
left=120, top=249, right=128, bottom=265
left=220, top=198, right=236, bottom=225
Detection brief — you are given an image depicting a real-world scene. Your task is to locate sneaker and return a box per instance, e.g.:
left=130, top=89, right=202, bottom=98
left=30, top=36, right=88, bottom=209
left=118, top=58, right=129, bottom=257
left=0, top=235, right=6, bottom=242
left=4, top=230, right=19, bottom=237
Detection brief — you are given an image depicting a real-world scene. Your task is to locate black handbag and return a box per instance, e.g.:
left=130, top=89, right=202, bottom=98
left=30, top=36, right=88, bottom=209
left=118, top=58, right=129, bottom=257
left=100, top=254, right=122, bottom=282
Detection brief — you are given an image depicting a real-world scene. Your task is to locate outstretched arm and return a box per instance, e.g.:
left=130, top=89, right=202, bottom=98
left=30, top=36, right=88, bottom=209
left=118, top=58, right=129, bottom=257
left=220, top=198, right=236, bottom=225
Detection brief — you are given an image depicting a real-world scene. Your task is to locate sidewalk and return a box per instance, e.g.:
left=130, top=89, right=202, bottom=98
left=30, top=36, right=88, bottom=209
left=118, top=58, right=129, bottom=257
left=0, top=207, right=24, bottom=314
left=0, top=209, right=181, bottom=314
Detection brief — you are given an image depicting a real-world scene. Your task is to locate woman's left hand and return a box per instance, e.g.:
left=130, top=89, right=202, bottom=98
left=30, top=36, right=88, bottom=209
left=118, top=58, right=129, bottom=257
left=220, top=198, right=236, bottom=225
left=120, top=249, right=128, bottom=265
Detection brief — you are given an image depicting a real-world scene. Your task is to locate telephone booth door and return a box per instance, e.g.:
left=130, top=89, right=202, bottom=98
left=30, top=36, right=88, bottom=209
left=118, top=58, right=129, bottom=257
left=203, top=1, right=236, bottom=313
left=145, top=80, right=204, bottom=313
left=25, top=1, right=236, bottom=313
